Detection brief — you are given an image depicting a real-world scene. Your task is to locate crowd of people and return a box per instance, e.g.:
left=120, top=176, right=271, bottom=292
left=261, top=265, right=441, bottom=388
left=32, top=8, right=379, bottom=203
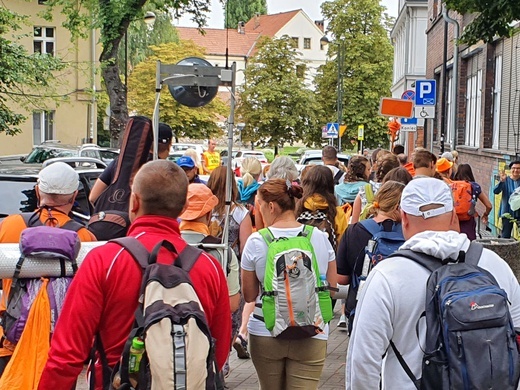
left=1, top=121, right=520, bottom=390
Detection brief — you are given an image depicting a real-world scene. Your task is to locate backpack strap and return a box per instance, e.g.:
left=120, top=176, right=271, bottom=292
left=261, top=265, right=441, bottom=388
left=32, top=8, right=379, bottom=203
left=359, top=218, right=381, bottom=236
left=21, top=212, right=42, bottom=228
left=110, top=237, right=151, bottom=270
left=333, top=169, right=343, bottom=185
left=300, top=224, right=314, bottom=238
left=175, top=243, right=204, bottom=273
left=389, top=340, right=420, bottom=390
left=258, top=228, right=275, bottom=245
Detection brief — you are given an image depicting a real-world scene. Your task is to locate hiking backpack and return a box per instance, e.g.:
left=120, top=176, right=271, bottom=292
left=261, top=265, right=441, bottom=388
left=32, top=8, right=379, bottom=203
left=387, top=243, right=520, bottom=390
left=255, top=225, right=334, bottom=339
left=297, top=210, right=337, bottom=252
left=446, top=180, right=476, bottom=221
left=2, top=212, right=81, bottom=345
left=346, top=219, right=405, bottom=334
left=97, top=238, right=219, bottom=390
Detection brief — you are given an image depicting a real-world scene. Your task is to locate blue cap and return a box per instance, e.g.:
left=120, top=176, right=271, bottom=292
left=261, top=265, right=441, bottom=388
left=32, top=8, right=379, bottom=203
left=177, top=156, right=195, bottom=168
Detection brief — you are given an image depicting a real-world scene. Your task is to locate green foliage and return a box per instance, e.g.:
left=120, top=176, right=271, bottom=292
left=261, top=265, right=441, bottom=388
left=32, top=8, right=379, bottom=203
left=237, top=36, right=321, bottom=154
left=0, top=7, right=65, bottom=135
left=118, top=10, right=179, bottom=74
left=446, top=0, right=520, bottom=44
left=224, top=0, right=267, bottom=29
left=127, top=40, right=228, bottom=139
left=318, top=0, right=394, bottom=149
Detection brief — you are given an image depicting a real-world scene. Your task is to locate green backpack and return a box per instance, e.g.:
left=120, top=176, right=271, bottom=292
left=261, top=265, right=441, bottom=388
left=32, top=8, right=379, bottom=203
left=257, top=225, right=333, bottom=339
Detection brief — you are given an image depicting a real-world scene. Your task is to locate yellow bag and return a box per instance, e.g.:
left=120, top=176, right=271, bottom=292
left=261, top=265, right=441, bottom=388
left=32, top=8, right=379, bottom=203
left=0, top=278, right=51, bottom=390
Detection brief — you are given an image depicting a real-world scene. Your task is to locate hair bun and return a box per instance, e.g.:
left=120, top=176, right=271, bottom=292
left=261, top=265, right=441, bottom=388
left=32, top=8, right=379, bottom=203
left=288, top=183, right=303, bottom=199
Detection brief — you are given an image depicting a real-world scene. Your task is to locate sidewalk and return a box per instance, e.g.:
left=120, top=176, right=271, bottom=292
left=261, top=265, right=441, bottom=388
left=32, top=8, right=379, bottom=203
left=225, top=309, right=349, bottom=389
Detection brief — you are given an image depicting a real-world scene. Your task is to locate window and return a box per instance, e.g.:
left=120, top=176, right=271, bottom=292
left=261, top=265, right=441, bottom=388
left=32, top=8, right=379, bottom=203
left=465, top=69, right=482, bottom=147
left=303, top=38, right=311, bottom=50
left=33, top=111, right=55, bottom=145
left=33, top=27, right=55, bottom=56
left=291, top=37, right=299, bottom=48
left=492, top=55, right=502, bottom=149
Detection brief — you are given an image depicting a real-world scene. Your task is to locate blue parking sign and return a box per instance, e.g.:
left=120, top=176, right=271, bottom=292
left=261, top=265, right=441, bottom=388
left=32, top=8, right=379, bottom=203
left=415, top=80, right=436, bottom=106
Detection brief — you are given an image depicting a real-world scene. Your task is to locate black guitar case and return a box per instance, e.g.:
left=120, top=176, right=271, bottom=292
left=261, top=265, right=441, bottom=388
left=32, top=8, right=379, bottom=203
left=93, top=116, right=153, bottom=214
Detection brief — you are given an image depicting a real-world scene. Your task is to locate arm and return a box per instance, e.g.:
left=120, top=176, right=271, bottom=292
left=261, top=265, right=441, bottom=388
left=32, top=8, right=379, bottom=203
left=254, top=197, right=265, bottom=229
left=493, top=171, right=506, bottom=194
left=88, top=178, right=108, bottom=205
left=326, top=260, right=338, bottom=297
left=201, top=153, right=210, bottom=174
left=346, top=270, right=394, bottom=389
left=227, top=252, right=241, bottom=313
left=241, top=270, right=260, bottom=303
left=336, top=227, right=353, bottom=286
left=39, top=250, right=107, bottom=389
left=478, top=192, right=493, bottom=225
left=351, top=193, right=362, bottom=224
left=239, top=210, right=253, bottom=256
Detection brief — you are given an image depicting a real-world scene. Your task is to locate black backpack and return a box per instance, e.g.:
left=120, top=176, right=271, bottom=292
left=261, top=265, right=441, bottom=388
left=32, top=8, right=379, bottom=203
left=387, top=243, right=520, bottom=390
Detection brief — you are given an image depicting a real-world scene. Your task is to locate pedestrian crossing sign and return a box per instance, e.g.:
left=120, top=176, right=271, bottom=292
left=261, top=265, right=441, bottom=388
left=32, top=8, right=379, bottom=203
left=326, top=123, right=339, bottom=138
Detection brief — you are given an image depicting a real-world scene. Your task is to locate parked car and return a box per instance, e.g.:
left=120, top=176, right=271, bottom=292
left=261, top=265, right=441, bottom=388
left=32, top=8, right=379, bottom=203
left=0, top=158, right=104, bottom=222
left=170, top=143, right=205, bottom=158
left=220, top=149, right=239, bottom=166
left=296, top=149, right=350, bottom=174
left=167, top=151, right=185, bottom=163
left=21, top=142, right=119, bottom=165
left=232, top=150, right=268, bottom=170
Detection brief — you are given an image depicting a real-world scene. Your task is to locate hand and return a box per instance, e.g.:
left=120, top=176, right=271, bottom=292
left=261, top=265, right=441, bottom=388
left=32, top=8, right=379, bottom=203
left=500, top=169, right=507, bottom=182
left=482, top=214, right=489, bottom=226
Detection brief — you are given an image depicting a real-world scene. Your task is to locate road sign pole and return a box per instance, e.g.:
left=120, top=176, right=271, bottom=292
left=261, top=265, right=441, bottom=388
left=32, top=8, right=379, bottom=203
left=430, top=118, right=434, bottom=153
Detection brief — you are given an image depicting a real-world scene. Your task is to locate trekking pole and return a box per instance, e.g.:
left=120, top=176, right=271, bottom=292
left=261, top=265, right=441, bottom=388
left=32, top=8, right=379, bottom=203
left=221, top=62, right=237, bottom=265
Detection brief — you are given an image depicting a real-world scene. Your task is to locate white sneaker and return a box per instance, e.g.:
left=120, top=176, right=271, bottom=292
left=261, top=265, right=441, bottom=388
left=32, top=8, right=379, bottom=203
left=337, top=314, right=347, bottom=328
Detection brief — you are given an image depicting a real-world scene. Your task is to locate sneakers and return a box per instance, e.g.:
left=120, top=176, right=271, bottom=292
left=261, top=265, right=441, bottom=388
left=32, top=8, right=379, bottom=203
left=337, top=314, right=347, bottom=328
left=233, top=334, right=250, bottom=359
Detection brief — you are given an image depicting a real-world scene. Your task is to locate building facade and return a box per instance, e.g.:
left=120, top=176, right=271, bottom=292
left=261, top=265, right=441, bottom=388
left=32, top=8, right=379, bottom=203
left=2, top=0, right=99, bottom=156
left=390, top=0, right=428, bottom=155
left=421, top=0, right=520, bottom=234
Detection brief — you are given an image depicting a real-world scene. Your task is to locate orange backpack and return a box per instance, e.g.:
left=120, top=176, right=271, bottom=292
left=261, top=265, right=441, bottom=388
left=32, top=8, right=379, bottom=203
left=446, top=179, right=475, bottom=221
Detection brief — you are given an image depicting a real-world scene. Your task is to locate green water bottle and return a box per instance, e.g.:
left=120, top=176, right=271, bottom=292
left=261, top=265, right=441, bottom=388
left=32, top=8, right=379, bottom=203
left=128, top=337, right=145, bottom=373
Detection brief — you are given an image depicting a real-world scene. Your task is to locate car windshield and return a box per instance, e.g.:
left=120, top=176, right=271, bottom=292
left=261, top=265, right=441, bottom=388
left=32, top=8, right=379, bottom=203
left=0, top=178, right=38, bottom=216
left=25, top=147, right=77, bottom=163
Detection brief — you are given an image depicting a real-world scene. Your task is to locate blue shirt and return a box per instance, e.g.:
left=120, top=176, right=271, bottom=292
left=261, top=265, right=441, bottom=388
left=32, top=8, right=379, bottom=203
left=493, top=176, right=520, bottom=217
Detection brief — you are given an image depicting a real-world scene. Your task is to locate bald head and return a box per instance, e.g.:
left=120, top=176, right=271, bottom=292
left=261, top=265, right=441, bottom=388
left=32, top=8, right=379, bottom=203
left=131, top=160, right=188, bottom=219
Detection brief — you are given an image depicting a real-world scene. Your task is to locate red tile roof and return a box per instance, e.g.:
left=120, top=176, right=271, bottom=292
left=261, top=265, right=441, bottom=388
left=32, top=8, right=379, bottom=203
left=176, top=27, right=261, bottom=57
left=243, top=10, right=301, bottom=36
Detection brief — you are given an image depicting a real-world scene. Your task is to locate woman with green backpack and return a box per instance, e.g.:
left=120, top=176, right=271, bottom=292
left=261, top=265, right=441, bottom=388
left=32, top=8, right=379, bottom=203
left=241, top=179, right=337, bottom=390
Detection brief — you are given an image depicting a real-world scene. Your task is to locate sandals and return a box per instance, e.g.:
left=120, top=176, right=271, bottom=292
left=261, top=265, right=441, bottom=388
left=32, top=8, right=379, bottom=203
left=233, top=334, right=250, bottom=359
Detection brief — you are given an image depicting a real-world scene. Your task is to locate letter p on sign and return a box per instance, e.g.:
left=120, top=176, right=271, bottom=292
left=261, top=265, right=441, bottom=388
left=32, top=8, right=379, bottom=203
left=419, top=83, right=431, bottom=98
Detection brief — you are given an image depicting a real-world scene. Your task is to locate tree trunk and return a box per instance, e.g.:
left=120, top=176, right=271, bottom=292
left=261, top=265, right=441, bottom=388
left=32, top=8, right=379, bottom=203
left=102, top=62, right=128, bottom=148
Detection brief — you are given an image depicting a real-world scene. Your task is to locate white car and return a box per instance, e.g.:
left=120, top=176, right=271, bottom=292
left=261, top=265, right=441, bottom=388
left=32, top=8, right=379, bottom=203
left=232, top=150, right=268, bottom=170
left=295, top=150, right=350, bottom=174
left=170, top=143, right=205, bottom=158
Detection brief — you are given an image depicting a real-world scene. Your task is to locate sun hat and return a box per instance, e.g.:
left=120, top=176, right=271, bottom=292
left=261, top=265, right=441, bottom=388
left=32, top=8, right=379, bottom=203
left=436, top=157, right=453, bottom=173
left=37, top=162, right=79, bottom=195
left=176, top=156, right=195, bottom=169
left=179, top=184, right=218, bottom=220
left=401, top=177, right=454, bottom=219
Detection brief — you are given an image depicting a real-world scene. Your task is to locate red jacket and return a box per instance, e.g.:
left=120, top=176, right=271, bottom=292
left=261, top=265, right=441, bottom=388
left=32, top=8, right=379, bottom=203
left=38, top=215, right=231, bottom=390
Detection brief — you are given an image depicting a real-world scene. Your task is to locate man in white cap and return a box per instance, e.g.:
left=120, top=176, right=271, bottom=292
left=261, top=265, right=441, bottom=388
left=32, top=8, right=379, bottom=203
left=0, top=162, right=95, bottom=375
left=346, top=178, right=520, bottom=389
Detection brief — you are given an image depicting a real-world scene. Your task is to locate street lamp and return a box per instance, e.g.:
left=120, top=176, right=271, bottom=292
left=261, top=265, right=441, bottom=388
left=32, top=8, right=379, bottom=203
left=124, top=12, right=156, bottom=93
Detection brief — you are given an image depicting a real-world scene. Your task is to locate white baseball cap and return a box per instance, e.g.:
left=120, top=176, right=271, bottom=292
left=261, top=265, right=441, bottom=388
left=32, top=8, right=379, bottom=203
left=401, top=177, right=454, bottom=219
left=37, top=162, right=79, bottom=195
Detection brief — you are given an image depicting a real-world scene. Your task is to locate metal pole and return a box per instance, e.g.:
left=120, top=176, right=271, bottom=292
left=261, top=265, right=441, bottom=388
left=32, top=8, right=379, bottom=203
left=440, top=19, right=448, bottom=154
left=430, top=118, right=434, bottom=153
left=90, top=26, right=96, bottom=143
left=443, top=4, right=460, bottom=149
left=153, top=60, right=161, bottom=160
left=337, top=41, right=344, bottom=152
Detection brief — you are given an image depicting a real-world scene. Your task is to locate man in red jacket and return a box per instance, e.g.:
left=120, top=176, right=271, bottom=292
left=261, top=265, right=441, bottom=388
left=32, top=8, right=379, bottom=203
left=39, top=160, right=231, bottom=389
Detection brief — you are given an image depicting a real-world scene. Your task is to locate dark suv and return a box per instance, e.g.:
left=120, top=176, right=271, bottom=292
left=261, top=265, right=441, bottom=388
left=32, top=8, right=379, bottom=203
left=21, top=143, right=119, bottom=165
left=0, top=159, right=104, bottom=221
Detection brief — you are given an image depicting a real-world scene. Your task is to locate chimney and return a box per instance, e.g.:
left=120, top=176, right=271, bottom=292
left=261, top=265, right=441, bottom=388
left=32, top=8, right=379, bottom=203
left=237, top=21, right=245, bottom=34
left=254, top=13, right=260, bottom=29
left=315, top=19, right=324, bottom=32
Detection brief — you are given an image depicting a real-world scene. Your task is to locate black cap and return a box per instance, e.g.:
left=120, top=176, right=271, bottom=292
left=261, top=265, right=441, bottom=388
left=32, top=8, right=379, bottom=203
left=158, top=123, right=173, bottom=144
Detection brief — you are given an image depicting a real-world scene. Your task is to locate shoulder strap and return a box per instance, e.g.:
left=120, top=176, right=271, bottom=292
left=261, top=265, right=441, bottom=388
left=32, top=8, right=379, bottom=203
left=21, top=212, right=42, bottom=228
left=175, top=243, right=204, bottom=273
left=301, top=224, right=314, bottom=238
left=387, top=249, right=441, bottom=273
left=110, top=237, right=151, bottom=270
left=365, top=183, right=374, bottom=203
left=459, top=242, right=484, bottom=266
left=60, top=218, right=84, bottom=232
left=389, top=340, right=420, bottom=390
left=258, top=228, right=275, bottom=245
left=359, top=218, right=380, bottom=236
left=333, top=169, right=343, bottom=184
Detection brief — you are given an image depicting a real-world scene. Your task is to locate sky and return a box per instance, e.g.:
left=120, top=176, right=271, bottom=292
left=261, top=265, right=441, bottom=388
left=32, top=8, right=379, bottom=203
left=175, top=0, right=399, bottom=29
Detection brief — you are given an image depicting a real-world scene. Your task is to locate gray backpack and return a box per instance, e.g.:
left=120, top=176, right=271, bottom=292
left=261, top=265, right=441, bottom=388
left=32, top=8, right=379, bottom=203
left=387, top=243, right=520, bottom=390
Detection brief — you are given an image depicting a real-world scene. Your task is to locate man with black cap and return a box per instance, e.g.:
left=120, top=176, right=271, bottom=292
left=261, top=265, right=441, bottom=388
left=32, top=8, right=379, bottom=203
left=494, top=160, right=520, bottom=238
left=89, top=122, right=173, bottom=204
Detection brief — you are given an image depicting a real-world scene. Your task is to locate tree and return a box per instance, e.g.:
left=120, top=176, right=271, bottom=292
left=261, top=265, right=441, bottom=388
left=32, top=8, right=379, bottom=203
left=237, top=36, right=320, bottom=155
left=42, top=0, right=214, bottom=146
left=445, top=0, right=520, bottom=45
left=317, top=0, right=394, bottom=149
left=128, top=40, right=229, bottom=140
left=0, top=8, right=65, bottom=135
left=224, top=0, right=267, bottom=29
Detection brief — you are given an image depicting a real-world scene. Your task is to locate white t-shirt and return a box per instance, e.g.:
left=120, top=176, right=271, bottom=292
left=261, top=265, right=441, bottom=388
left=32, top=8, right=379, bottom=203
left=241, top=225, right=335, bottom=340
